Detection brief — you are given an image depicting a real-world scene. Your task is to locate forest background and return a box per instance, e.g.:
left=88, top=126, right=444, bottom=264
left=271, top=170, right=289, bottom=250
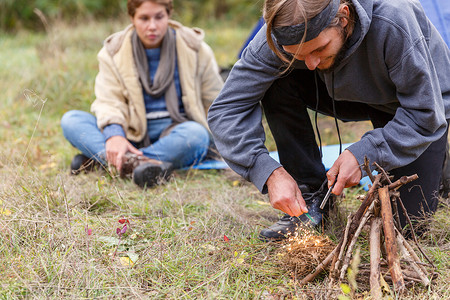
left=0, top=0, right=449, bottom=298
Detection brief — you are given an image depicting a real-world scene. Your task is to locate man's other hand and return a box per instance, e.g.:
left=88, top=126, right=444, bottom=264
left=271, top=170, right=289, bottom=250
left=327, top=149, right=362, bottom=196
left=266, top=167, right=309, bottom=217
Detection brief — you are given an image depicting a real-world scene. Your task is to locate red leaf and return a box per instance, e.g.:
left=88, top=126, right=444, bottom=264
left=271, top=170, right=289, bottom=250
left=118, top=218, right=129, bottom=224
left=223, top=234, right=230, bottom=242
left=116, top=228, right=121, bottom=235
left=120, top=224, right=128, bottom=234
left=85, top=226, right=92, bottom=236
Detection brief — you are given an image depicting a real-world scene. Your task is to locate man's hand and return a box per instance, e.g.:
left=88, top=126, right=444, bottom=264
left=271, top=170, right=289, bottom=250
left=327, top=149, right=362, bottom=195
left=105, top=136, right=143, bottom=171
left=266, top=167, right=309, bottom=217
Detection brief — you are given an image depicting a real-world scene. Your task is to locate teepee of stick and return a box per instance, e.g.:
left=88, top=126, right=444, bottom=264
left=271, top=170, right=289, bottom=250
left=298, top=157, right=436, bottom=298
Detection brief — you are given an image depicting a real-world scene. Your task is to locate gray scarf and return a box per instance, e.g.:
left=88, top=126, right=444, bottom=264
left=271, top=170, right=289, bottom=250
left=132, top=28, right=187, bottom=125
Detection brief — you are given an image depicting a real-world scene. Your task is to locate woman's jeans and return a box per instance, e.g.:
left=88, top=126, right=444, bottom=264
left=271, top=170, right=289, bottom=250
left=61, top=110, right=210, bottom=169
left=261, top=69, right=447, bottom=228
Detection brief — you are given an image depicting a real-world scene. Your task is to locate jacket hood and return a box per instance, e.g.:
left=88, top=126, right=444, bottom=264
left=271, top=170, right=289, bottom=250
left=103, top=20, right=205, bottom=57
left=336, top=0, right=373, bottom=68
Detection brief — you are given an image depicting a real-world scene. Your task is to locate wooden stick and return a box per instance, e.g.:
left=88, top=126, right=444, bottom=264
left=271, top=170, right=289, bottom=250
left=395, top=228, right=429, bottom=274
left=396, top=235, right=430, bottom=286
left=359, top=269, right=423, bottom=284
left=339, top=202, right=374, bottom=281
left=395, top=195, right=435, bottom=268
left=363, top=156, right=376, bottom=183
left=298, top=245, right=340, bottom=286
left=332, top=213, right=353, bottom=275
left=374, top=162, right=393, bottom=185
left=379, top=186, right=405, bottom=292
left=389, top=191, right=403, bottom=234
left=329, top=175, right=381, bottom=280
left=369, top=217, right=383, bottom=300
left=387, top=175, right=419, bottom=191
left=347, top=175, right=382, bottom=243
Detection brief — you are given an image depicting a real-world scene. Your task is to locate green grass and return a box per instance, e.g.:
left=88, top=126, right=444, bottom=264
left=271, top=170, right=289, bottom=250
left=0, top=19, right=449, bottom=299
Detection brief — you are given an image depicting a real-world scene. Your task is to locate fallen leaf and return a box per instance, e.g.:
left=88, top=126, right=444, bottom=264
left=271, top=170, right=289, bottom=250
left=0, top=208, right=11, bottom=216
left=224, top=234, right=230, bottom=242
left=256, top=200, right=270, bottom=206
left=232, top=180, right=240, bottom=187
left=119, top=256, right=134, bottom=267
left=340, top=283, right=351, bottom=294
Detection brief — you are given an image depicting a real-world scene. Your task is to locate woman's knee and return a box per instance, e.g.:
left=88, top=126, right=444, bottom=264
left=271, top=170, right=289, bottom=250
left=174, top=121, right=210, bottom=146
left=61, top=110, right=91, bottom=129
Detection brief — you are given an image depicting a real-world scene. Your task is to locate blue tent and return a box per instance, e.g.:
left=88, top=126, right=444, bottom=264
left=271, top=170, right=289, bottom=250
left=238, top=0, right=450, bottom=58
left=420, top=0, right=450, bottom=46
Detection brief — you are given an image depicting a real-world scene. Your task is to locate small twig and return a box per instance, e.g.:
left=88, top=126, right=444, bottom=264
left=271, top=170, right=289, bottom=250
left=298, top=245, right=340, bottom=286
left=332, top=213, right=353, bottom=274
left=369, top=217, right=383, bottom=300
left=390, top=191, right=403, bottom=233
left=388, top=175, right=419, bottom=191
left=329, top=175, right=381, bottom=280
left=374, top=162, right=393, bottom=185
left=339, top=202, right=374, bottom=281
left=363, top=156, right=376, bottom=183
left=395, top=228, right=430, bottom=274
left=396, top=233, right=430, bottom=286
left=396, top=196, right=435, bottom=268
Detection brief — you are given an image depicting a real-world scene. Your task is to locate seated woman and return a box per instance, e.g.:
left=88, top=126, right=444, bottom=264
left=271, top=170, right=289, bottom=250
left=61, top=0, right=223, bottom=188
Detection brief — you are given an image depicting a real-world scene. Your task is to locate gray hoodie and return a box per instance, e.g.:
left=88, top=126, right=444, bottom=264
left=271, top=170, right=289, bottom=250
left=207, top=0, right=450, bottom=193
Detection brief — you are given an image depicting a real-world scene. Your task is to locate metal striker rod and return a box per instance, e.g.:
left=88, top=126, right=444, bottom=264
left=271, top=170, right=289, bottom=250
left=320, top=182, right=335, bottom=210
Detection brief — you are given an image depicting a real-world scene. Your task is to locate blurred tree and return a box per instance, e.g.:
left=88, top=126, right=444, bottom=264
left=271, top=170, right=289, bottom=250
left=0, top=0, right=259, bottom=32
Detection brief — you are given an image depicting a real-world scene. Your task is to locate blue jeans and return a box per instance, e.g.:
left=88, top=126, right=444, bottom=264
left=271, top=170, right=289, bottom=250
left=61, top=110, right=210, bottom=169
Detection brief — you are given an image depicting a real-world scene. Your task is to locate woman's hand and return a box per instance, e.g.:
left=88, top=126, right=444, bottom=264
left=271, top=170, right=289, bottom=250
left=327, top=149, right=362, bottom=195
left=266, top=167, right=309, bottom=217
left=105, top=136, right=143, bottom=171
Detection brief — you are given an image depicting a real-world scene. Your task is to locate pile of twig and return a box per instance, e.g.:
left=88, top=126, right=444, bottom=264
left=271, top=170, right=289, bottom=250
left=298, top=157, right=436, bottom=298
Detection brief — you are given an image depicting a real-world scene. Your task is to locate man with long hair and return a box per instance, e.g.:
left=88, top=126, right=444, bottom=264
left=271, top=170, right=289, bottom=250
left=208, top=0, right=450, bottom=241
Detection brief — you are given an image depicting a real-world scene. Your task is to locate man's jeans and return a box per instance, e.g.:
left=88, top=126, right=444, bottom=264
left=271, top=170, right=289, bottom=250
left=261, top=69, right=447, bottom=228
left=61, top=110, right=210, bottom=169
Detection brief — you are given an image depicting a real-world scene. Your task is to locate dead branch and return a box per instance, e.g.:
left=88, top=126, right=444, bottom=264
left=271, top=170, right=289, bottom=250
left=379, top=186, right=405, bottom=292
left=396, top=234, right=430, bottom=286
left=298, top=245, right=340, bottom=286
left=339, top=202, right=374, bottom=281
left=332, top=213, right=353, bottom=275
left=363, top=156, right=376, bottom=183
left=369, top=217, right=383, bottom=300
left=388, top=175, right=419, bottom=191
left=395, top=228, right=430, bottom=274
left=395, top=195, right=435, bottom=268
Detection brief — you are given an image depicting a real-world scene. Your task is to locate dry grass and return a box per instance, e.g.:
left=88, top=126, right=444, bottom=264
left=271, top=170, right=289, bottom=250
left=277, top=229, right=335, bottom=279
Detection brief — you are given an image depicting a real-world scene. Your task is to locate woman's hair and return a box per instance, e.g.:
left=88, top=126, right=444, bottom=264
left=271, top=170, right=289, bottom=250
left=127, top=0, right=173, bottom=17
left=263, top=0, right=355, bottom=66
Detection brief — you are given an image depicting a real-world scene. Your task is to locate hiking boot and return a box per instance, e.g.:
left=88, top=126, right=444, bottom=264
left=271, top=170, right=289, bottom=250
left=259, top=182, right=330, bottom=242
left=132, top=160, right=174, bottom=188
left=120, top=153, right=155, bottom=179
left=70, top=154, right=101, bottom=175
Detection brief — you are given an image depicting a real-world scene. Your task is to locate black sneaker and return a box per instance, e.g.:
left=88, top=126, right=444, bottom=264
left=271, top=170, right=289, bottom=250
left=259, top=182, right=330, bottom=242
left=70, top=154, right=101, bottom=175
left=132, top=161, right=174, bottom=188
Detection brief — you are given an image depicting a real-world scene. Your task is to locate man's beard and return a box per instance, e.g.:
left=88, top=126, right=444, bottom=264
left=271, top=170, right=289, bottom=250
left=322, top=26, right=350, bottom=73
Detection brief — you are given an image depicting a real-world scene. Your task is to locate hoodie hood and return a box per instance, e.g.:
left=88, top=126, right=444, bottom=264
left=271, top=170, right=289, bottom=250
left=332, top=0, right=373, bottom=70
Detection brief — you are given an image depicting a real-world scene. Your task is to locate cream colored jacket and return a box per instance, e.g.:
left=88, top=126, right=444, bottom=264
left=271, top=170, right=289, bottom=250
left=91, top=20, right=224, bottom=142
